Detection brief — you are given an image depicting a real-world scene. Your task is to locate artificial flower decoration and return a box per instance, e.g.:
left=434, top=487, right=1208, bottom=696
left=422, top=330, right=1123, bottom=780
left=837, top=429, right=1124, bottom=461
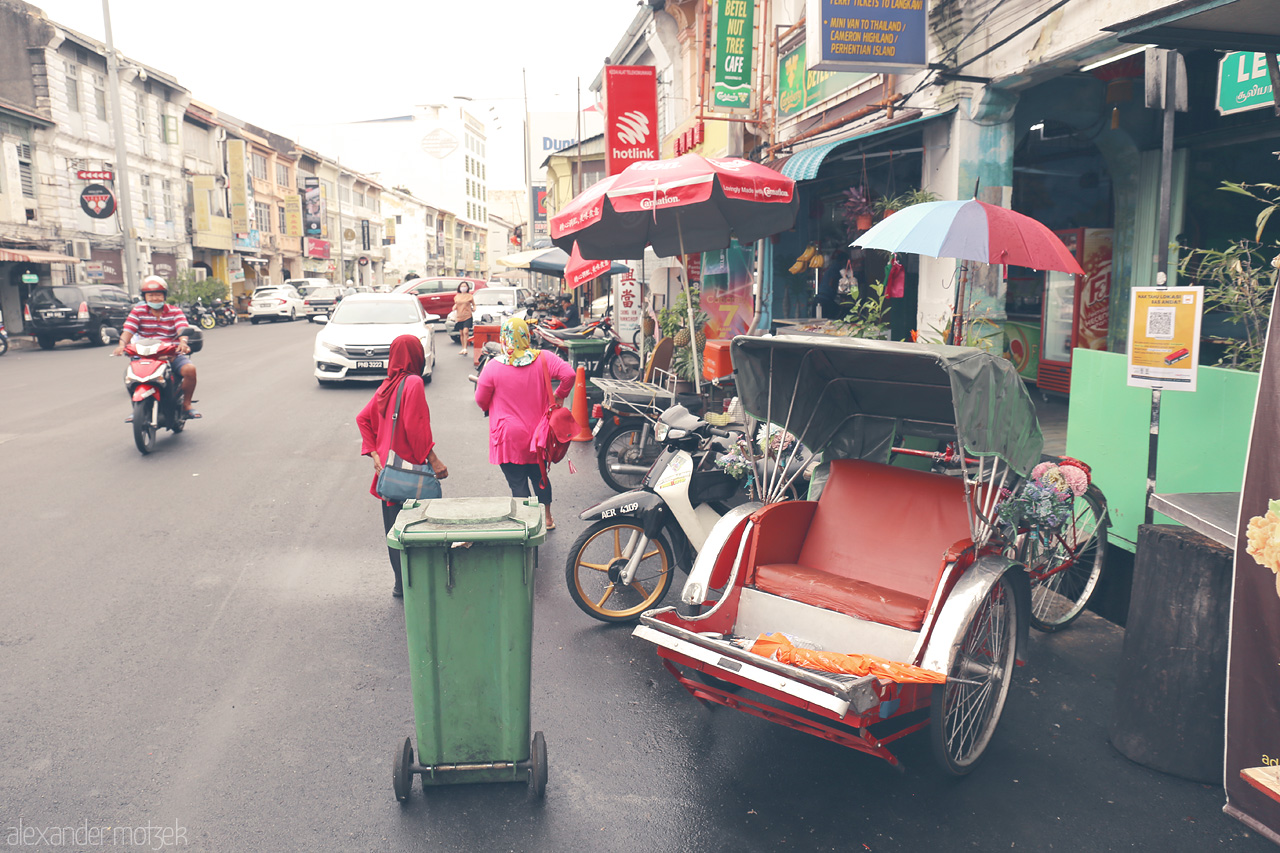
left=1245, top=499, right=1280, bottom=598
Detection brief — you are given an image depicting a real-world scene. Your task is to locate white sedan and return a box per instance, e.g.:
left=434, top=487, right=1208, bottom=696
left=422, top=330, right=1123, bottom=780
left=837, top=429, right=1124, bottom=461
left=249, top=285, right=306, bottom=323
left=313, top=293, right=438, bottom=385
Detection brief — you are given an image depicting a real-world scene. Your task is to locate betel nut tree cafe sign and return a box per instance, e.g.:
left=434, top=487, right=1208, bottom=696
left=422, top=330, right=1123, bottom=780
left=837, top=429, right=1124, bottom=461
left=1217, top=52, right=1277, bottom=116
left=805, top=0, right=928, bottom=74
left=712, top=0, right=755, bottom=111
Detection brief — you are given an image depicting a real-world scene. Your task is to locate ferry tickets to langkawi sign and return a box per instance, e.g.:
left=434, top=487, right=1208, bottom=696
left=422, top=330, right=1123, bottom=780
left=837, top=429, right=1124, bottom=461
left=805, top=0, right=928, bottom=74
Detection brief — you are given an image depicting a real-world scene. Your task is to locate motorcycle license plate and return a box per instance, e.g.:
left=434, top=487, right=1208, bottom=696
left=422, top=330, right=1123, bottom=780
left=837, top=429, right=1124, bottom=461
left=356, top=360, right=385, bottom=369
left=592, top=419, right=603, bottom=437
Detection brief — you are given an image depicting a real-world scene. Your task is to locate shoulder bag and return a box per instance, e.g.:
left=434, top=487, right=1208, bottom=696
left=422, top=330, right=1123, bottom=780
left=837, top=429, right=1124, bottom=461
left=375, top=378, right=442, bottom=503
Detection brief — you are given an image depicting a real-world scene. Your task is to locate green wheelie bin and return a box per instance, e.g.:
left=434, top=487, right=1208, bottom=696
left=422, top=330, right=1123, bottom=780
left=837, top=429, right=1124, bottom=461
left=387, top=496, right=548, bottom=801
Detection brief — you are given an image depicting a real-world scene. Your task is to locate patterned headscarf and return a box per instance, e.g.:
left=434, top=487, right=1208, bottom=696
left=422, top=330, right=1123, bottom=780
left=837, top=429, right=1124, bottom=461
left=497, top=316, right=537, bottom=366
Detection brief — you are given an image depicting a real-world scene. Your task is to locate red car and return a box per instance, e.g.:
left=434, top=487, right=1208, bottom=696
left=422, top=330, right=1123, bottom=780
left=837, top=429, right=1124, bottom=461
left=394, top=277, right=486, bottom=320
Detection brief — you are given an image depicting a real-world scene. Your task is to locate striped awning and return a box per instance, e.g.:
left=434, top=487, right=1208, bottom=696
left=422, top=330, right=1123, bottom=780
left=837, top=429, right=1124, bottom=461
left=0, top=248, right=80, bottom=264
left=780, top=110, right=953, bottom=182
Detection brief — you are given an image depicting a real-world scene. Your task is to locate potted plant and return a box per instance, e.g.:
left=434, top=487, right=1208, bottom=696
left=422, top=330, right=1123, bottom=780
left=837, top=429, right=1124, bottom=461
left=838, top=187, right=875, bottom=235
left=658, top=285, right=710, bottom=387
left=873, top=193, right=906, bottom=220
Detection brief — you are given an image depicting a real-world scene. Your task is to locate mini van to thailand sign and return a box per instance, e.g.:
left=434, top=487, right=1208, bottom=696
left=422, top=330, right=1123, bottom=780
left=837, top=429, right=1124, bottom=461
left=1217, top=52, right=1277, bottom=116
left=805, top=0, right=928, bottom=74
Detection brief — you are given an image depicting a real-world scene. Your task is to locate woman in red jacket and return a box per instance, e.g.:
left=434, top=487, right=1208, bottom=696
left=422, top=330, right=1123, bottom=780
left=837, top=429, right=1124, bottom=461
left=357, top=335, right=448, bottom=597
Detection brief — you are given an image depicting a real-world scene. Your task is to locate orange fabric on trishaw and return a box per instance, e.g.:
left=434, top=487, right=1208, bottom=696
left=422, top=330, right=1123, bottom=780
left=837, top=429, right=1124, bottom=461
left=748, top=459, right=974, bottom=632
left=748, top=632, right=947, bottom=684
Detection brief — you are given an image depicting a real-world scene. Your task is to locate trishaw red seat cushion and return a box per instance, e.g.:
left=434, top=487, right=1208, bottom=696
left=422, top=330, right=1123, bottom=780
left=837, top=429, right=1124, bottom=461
left=751, top=459, right=972, bottom=631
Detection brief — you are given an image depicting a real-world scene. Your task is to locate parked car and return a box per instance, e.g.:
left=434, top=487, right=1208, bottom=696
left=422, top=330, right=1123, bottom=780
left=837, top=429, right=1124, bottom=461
left=393, top=276, right=486, bottom=320
left=303, top=286, right=344, bottom=321
left=446, top=286, right=532, bottom=342
left=313, top=293, right=437, bottom=385
left=590, top=294, right=611, bottom=317
left=286, top=278, right=332, bottom=299
left=248, top=284, right=305, bottom=324
left=26, top=283, right=133, bottom=349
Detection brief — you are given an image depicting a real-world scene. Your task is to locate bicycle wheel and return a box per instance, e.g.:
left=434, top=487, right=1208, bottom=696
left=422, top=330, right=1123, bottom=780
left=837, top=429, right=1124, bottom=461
left=930, top=573, right=1019, bottom=775
left=565, top=519, right=674, bottom=623
left=1027, top=485, right=1107, bottom=632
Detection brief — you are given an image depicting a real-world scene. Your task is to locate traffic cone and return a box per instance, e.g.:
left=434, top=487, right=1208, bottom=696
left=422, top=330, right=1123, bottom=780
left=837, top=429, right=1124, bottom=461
left=571, top=365, right=593, bottom=442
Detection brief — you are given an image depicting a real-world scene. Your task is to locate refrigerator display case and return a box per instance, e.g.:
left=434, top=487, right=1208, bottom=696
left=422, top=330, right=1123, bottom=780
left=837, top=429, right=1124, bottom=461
left=1036, top=228, right=1113, bottom=395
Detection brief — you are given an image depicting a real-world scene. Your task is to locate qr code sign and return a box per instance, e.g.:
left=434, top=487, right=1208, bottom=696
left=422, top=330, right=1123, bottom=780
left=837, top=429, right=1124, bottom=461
left=1146, top=307, right=1176, bottom=340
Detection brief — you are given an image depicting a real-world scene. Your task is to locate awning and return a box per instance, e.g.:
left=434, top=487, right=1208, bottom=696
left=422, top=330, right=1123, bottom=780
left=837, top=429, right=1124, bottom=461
left=780, top=110, right=952, bottom=182
left=1105, top=0, right=1280, bottom=53
left=240, top=256, right=269, bottom=265
left=0, top=248, right=81, bottom=264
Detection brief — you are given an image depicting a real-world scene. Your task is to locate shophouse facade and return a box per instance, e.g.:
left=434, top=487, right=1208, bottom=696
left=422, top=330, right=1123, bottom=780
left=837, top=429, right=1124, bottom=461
left=0, top=2, right=192, bottom=332
left=182, top=101, right=233, bottom=292
left=588, top=0, right=1279, bottom=389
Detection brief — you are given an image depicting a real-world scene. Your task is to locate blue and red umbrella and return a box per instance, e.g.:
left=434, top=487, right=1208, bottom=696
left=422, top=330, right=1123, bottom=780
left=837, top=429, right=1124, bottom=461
left=851, top=199, right=1083, bottom=274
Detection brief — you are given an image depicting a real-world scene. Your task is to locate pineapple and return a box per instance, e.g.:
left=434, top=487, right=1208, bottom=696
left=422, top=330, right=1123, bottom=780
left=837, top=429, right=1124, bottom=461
left=673, top=328, right=691, bottom=347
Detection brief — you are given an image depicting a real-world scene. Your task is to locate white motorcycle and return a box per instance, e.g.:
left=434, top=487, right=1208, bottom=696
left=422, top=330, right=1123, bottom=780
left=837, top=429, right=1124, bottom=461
left=565, top=405, right=810, bottom=623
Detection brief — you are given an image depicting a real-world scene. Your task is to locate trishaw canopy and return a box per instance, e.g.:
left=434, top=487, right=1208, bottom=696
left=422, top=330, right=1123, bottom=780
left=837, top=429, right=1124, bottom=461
left=731, top=335, right=1044, bottom=477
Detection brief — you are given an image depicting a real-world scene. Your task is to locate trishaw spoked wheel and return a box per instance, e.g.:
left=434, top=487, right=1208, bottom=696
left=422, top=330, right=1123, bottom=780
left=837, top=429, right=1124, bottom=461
left=1028, top=486, right=1106, bottom=633
left=930, top=574, right=1019, bottom=776
left=565, top=519, right=674, bottom=623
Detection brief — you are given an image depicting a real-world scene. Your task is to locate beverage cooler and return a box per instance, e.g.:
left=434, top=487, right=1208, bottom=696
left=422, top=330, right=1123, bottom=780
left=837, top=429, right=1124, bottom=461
left=1036, top=228, right=1113, bottom=395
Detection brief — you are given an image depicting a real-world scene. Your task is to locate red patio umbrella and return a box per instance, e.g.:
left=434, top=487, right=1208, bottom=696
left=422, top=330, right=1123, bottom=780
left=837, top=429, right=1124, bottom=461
left=550, top=154, right=798, bottom=261
left=550, top=154, right=797, bottom=390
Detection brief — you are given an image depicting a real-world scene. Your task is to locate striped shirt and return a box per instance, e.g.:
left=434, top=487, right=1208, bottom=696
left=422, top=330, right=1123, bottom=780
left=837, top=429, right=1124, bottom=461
left=123, top=303, right=189, bottom=341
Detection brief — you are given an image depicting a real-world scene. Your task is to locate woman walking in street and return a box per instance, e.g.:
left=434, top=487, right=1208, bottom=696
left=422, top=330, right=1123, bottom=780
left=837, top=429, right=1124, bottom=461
left=453, top=281, right=476, bottom=357
left=357, top=335, right=448, bottom=597
left=474, top=316, right=574, bottom=530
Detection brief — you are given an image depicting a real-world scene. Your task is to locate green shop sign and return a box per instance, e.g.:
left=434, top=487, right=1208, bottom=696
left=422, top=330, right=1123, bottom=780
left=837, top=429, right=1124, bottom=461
left=1217, top=51, right=1276, bottom=116
left=713, top=0, right=755, bottom=111
left=777, top=42, right=870, bottom=118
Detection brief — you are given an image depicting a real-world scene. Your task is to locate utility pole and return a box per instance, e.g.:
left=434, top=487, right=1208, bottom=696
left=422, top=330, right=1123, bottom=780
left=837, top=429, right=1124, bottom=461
left=336, top=157, right=346, bottom=283
left=101, top=0, right=140, bottom=295
left=523, top=68, right=532, bottom=252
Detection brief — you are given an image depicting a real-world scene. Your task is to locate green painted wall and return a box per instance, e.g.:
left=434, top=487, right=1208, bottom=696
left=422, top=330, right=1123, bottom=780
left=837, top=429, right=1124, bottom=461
left=1066, top=349, right=1257, bottom=550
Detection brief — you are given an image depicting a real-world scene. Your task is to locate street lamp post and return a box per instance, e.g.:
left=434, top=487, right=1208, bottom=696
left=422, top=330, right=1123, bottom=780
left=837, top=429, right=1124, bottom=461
left=101, top=0, right=140, bottom=295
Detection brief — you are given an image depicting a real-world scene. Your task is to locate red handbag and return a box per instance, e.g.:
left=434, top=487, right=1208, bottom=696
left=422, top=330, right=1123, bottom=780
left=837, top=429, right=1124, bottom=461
left=532, top=355, right=574, bottom=486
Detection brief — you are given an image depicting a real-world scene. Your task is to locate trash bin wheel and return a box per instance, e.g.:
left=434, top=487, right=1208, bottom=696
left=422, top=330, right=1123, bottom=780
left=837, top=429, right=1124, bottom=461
left=528, top=731, right=547, bottom=798
left=393, top=737, right=413, bottom=803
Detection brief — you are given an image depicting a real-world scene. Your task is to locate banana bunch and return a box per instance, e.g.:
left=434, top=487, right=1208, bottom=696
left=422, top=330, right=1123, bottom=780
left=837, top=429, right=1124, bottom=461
left=788, top=244, right=825, bottom=274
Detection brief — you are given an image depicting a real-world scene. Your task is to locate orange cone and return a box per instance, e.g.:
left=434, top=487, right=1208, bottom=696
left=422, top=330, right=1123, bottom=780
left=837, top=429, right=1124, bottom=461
left=570, top=365, right=593, bottom=442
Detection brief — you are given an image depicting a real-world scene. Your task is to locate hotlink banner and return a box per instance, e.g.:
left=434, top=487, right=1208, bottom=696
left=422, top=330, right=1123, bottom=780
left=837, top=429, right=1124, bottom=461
left=604, top=65, right=660, bottom=176
left=1225, top=289, right=1280, bottom=844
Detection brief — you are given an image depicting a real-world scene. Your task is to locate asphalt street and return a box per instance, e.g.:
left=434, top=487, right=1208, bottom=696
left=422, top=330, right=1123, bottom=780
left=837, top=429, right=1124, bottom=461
left=0, top=319, right=1269, bottom=852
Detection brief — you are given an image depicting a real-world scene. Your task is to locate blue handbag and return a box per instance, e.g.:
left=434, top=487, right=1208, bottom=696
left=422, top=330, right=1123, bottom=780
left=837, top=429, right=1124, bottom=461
left=375, top=379, right=442, bottom=503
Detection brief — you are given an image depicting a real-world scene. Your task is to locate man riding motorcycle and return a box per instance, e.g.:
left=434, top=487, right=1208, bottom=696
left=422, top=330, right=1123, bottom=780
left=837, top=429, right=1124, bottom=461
left=113, top=275, right=201, bottom=419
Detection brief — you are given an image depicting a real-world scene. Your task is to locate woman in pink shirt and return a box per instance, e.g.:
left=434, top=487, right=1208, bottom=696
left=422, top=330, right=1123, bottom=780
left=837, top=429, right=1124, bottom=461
left=475, top=316, right=574, bottom=530
left=357, top=335, right=449, bottom=596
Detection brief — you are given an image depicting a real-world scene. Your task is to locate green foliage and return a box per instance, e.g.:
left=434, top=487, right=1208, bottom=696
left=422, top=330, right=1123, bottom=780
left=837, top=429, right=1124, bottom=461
left=1181, top=241, right=1277, bottom=372
left=834, top=279, right=889, bottom=339
left=1178, top=181, right=1280, bottom=372
left=873, top=189, right=939, bottom=216
left=167, top=271, right=229, bottom=307
left=658, top=284, right=710, bottom=382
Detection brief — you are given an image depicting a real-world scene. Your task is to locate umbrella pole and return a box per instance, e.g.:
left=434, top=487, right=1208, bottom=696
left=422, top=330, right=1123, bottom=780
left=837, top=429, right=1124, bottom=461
left=676, top=215, right=702, bottom=394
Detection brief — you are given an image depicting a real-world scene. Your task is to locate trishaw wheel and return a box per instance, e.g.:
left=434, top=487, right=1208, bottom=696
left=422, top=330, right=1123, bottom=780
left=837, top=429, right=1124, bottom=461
left=930, top=574, right=1019, bottom=776
left=565, top=520, right=674, bottom=623
left=528, top=731, right=547, bottom=799
left=1028, top=486, right=1107, bottom=632
left=393, top=737, right=413, bottom=803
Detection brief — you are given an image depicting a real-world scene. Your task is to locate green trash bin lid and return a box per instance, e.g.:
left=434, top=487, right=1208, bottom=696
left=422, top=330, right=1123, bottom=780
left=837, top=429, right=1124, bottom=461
left=389, top=496, right=546, bottom=547
left=564, top=338, right=608, bottom=355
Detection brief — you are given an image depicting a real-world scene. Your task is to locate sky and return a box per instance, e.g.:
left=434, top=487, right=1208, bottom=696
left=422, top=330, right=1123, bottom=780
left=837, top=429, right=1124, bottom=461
left=28, top=0, right=643, bottom=190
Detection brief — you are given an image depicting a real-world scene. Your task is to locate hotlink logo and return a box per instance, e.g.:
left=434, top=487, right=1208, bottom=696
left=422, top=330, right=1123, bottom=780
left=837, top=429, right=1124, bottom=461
left=615, top=110, right=651, bottom=146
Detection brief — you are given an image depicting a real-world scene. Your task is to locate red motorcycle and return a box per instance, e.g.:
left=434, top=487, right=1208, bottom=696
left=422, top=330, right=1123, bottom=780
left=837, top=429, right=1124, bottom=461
left=122, top=330, right=202, bottom=454
left=533, top=315, right=640, bottom=381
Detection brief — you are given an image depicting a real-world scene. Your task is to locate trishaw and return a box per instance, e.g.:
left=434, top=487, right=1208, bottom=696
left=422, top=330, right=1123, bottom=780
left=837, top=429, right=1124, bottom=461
left=633, top=334, right=1101, bottom=774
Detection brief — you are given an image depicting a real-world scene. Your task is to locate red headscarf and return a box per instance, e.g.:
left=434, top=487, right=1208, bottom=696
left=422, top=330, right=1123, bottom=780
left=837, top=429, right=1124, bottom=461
left=373, top=335, right=426, bottom=417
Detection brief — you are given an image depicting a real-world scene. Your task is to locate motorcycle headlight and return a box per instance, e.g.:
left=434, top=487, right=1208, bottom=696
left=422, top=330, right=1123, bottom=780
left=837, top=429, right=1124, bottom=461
left=653, top=422, right=669, bottom=442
